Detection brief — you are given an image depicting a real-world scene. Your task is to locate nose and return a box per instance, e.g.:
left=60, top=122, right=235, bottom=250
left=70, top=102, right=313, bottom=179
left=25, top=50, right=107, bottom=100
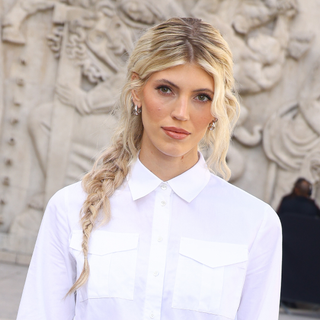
left=171, top=97, right=190, bottom=121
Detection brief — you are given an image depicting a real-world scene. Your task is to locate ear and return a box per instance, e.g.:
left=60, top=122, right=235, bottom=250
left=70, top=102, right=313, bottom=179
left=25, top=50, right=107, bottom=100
left=131, top=73, right=142, bottom=106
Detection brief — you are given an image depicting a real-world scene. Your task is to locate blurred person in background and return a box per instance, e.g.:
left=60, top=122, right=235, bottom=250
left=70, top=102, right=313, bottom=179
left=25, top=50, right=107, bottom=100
left=277, top=178, right=320, bottom=217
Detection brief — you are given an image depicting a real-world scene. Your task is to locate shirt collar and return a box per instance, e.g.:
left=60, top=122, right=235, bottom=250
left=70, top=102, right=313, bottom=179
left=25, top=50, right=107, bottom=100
left=127, top=153, right=211, bottom=203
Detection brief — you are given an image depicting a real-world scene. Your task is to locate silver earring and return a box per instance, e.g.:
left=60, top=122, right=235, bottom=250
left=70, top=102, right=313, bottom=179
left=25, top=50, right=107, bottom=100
left=133, top=104, right=141, bottom=116
left=208, top=118, right=218, bottom=131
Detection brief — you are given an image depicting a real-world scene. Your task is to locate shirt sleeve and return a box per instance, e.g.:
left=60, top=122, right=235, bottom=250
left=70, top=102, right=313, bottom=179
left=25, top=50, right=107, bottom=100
left=16, top=188, right=76, bottom=320
left=237, top=204, right=282, bottom=320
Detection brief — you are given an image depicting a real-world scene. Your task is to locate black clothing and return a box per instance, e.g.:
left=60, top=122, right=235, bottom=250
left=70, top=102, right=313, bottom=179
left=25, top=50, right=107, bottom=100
left=280, top=213, right=320, bottom=305
left=277, top=195, right=320, bottom=217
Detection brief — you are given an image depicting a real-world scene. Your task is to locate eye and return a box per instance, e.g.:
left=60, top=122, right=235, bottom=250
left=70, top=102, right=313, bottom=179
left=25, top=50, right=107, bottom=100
left=196, top=94, right=212, bottom=102
left=156, top=86, right=172, bottom=94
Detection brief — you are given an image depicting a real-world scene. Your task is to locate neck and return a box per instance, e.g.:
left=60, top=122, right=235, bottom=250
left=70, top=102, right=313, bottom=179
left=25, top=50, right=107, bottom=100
left=139, top=148, right=199, bottom=181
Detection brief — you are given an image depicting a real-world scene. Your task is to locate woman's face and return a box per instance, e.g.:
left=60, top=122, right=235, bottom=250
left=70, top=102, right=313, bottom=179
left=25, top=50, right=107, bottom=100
left=133, top=63, right=215, bottom=163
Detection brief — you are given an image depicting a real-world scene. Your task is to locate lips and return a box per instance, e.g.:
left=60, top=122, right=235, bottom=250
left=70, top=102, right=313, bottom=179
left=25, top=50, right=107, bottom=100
left=162, top=126, right=191, bottom=140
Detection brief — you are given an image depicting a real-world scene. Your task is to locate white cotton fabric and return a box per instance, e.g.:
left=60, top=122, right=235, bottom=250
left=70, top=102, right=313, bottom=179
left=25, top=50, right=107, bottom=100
left=17, top=153, right=282, bottom=320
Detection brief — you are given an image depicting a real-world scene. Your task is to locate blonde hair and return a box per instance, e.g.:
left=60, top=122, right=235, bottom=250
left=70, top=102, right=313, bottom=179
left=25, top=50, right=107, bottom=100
left=68, top=17, right=240, bottom=294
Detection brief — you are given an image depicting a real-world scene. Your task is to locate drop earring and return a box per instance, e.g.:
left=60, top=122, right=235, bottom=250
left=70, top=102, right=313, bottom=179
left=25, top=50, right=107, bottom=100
left=208, top=118, right=218, bottom=131
left=133, top=104, right=141, bottom=116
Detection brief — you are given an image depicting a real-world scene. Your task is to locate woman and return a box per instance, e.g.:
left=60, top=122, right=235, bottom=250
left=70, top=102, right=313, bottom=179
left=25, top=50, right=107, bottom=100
left=17, top=17, right=282, bottom=320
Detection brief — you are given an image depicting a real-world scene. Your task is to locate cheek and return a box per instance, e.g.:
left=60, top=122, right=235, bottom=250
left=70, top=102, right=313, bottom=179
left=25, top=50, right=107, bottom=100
left=142, top=95, right=168, bottom=122
left=191, top=111, right=213, bottom=132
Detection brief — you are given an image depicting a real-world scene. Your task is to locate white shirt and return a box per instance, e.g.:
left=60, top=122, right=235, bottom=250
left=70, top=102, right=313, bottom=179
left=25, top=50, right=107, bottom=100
left=17, top=153, right=282, bottom=320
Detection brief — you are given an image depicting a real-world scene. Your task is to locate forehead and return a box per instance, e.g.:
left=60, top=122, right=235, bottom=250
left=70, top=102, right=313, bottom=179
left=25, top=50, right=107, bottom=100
left=147, top=63, right=214, bottom=89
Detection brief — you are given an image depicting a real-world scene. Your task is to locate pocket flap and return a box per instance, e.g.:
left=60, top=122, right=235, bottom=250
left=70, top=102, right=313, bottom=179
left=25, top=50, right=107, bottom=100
left=70, top=230, right=139, bottom=255
left=179, top=237, right=248, bottom=268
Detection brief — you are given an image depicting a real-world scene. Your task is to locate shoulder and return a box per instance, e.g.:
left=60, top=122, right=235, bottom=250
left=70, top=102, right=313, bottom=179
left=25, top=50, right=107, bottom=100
left=203, top=173, right=280, bottom=230
left=49, top=181, right=87, bottom=205
left=281, top=194, right=292, bottom=202
left=205, top=173, right=270, bottom=209
left=45, top=181, right=87, bottom=227
left=305, top=197, right=319, bottom=206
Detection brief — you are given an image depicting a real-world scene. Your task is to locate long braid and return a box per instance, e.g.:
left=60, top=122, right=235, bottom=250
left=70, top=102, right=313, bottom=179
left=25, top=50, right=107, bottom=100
left=67, top=137, right=133, bottom=295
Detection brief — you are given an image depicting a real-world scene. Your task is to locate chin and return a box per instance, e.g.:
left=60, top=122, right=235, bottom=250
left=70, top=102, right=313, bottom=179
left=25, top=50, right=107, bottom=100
left=156, top=144, right=195, bottom=159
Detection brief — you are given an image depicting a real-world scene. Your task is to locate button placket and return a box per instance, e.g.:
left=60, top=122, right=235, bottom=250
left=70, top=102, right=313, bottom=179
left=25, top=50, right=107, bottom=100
left=143, top=184, right=172, bottom=320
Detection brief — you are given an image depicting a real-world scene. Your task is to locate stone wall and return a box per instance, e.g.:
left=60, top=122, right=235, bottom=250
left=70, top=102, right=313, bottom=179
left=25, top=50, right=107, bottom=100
left=0, top=0, right=319, bottom=264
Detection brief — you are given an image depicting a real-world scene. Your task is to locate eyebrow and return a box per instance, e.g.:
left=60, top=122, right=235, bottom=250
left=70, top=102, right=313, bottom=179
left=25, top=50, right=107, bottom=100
left=155, top=79, right=179, bottom=89
left=155, top=79, right=214, bottom=95
left=193, top=88, right=214, bottom=95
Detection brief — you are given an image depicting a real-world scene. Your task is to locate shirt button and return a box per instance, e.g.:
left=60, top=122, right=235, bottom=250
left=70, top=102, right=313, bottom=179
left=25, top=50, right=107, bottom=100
left=157, top=236, right=163, bottom=242
left=153, top=270, right=159, bottom=277
left=161, top=184, right=167, bottom=190
left=161, top=201, right=166, bottom=206
left=150, top=312, right=154, bottom=319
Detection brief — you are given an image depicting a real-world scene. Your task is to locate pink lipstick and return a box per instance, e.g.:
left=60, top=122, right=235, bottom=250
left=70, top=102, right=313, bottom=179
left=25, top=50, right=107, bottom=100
left=162, top=126, right=191, bottom=140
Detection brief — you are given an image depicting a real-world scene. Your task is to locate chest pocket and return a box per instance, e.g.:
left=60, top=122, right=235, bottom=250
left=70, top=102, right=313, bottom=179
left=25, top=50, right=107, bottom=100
left=172, top=237, right=248, bottom=318
left=69, top=230, right=139, bottom=301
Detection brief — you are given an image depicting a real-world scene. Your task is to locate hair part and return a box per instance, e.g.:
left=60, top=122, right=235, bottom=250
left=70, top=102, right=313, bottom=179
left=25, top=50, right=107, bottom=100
left=67, top=17, right=240, bottom=295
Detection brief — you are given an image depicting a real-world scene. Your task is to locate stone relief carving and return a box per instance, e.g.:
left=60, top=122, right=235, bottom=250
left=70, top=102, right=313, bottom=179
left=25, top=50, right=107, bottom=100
left=0, top=0, right=185, bottom=250
left=264, top=61, right=320, bottom=208
left=232, top=0, right=297, bottom=93
left=192, top=0, right=308, bottom=182
left=0, top=0, right=319, bottom=258
left=2, top=0, right=58, bottom=44
left=0, top=11, right=4, bottom=227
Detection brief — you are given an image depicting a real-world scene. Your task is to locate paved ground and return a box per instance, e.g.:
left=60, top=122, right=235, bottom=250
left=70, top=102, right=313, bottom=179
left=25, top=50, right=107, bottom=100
left=0, top=262, right=28, bottom=320
left=0, top=262, right=319, bottom=320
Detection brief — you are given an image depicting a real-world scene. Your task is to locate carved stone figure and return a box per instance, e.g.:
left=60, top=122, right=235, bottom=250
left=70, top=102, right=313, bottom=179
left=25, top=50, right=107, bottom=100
left=264, top=61, right=320, bottom=208
left=2, top=0, right=58, bottom=44
left=228, top=105, right=262, bottom=182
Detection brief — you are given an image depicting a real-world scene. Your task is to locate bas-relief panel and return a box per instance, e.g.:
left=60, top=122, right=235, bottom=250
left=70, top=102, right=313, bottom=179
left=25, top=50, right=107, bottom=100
left=0, top=0, right=319, bottom=256
left=234, top=0, right=320, bottom=207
